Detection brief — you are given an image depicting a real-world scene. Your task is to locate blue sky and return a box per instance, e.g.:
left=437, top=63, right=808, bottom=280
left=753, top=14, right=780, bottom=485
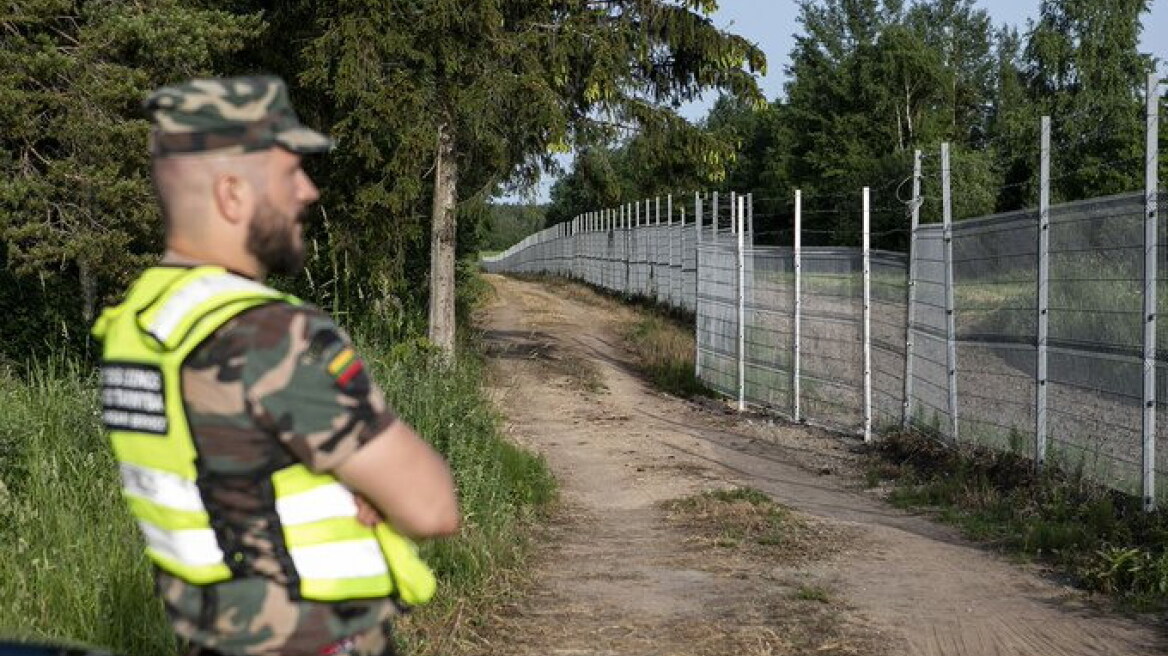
left=507, top=0, right=1168, bottom=202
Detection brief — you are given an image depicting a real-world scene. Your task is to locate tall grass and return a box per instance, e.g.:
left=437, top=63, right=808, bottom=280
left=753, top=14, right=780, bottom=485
left=624, top=313, right=710, bottom=398
left=362, top=340, right=556, bottom=655
left=0, top=335, right=554, bottom=655
left=0, top=357, right=173, bottom=655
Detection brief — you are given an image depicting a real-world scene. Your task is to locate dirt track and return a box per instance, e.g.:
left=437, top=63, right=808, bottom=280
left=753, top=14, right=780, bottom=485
left=472, top=273, right=1166, bottom=656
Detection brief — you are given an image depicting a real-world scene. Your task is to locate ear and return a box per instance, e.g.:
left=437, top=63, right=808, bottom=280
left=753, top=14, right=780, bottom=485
left=212, top=172, right=256, bottom=225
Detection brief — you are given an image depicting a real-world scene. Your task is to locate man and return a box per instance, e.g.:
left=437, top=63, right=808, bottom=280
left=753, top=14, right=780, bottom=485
left=91, top=76, right=460, bottom=656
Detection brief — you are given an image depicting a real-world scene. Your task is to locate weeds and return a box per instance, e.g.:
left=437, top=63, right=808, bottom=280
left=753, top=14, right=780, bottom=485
left=0, top=334, right=555, bottom=655
left=868, top=429, right=1168, bottom=609
left=793, top=585, right=832, bottom=603
left=624, top=313, right=711, bottom=398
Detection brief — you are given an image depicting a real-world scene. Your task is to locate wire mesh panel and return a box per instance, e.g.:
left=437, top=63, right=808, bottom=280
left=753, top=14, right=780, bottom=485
left=908, top=225, right=953, bottom=438
left=1157, top=191, right=1168, bottom=499
left=952, top=210, right=1038, bottom=453
left=744, top=247, right=796, bottom=414
left=681, top=225, right=698, bottom=312
left=654, top=223, right=668, bottom=302
left=871, top=250, right=908, bottom=430
left=696, top=242, right=739, bottom=397
left=800, top=247, right=864, bottom=432
left=645, top=223, right=664, bottom=302
left=1047, top=193, right=1146, bottom=494
left=628, top=225, right=645, bottom=296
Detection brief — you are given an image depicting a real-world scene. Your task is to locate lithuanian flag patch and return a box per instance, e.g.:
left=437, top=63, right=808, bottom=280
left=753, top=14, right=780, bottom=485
left=327, top=347, right=365, bottom=389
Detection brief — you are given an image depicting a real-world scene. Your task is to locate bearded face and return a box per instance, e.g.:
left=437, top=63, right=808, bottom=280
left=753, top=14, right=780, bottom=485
left=246, top=198, right=307, bottom=277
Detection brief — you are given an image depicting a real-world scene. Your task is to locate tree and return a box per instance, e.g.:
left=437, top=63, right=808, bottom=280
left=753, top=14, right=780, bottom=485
left=301, top=0, right=765, bottom=354
left=0, top=1, right=260, bottom=359
left=1025, top=0, right=1154, bottom=201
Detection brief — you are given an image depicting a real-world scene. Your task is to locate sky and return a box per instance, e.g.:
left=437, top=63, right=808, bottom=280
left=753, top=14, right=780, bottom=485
left=506, top=0, right=1168, bottom=203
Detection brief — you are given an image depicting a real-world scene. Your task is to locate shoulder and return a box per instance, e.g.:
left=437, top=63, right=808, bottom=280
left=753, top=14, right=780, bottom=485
left=186, top=301, right=345, bottom=370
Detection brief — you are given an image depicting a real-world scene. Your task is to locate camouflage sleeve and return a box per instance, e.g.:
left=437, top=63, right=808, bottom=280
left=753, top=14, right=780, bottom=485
left=228, top=302, right=397, bottom=472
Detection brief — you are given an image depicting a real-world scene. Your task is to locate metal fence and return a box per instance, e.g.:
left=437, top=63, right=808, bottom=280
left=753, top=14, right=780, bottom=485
left=483, top=76, right=1165, bottom=507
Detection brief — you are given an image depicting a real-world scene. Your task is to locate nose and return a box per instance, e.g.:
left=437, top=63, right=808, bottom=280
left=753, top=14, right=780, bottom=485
left=298, top=170, right=320, bottom=204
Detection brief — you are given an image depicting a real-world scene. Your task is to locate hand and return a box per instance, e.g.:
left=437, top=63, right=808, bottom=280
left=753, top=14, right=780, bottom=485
left=354, top=494, right=383, bottom=527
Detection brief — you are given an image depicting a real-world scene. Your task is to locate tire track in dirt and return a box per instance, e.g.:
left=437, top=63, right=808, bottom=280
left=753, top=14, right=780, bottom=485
left=476, top=274, right=1166, bottom=656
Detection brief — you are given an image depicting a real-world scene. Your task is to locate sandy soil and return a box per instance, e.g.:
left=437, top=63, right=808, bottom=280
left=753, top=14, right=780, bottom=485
left=469, top=273, right=1166, bottom=656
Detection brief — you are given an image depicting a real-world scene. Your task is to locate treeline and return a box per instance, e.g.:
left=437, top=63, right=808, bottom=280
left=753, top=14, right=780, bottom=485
left=481, top=204, right=547, bottom=254
left=0, top=1, right=767, bottom=361
left=546, top=0, right=1167, bottom=250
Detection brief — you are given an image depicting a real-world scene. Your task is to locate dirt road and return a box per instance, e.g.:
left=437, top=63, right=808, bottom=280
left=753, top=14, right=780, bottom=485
left=472, top=274, right=1165, bottom=656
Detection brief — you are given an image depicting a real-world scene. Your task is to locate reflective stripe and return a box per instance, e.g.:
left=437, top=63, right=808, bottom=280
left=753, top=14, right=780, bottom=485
left=284, top=517, right=372, bottom=547
left=299, top=574, right=392, bottom=602
left=276, top=483, right=358, bottom=526
left=147, top=552, right=232, bottom=585
left=289, top=539, right=388, bottom=579
left=140, top=521, right=224, bottom=567
left=126, top=495, right=212, bottom=532
left=120, top=462, right=205, bottom=512
left=148, top=273, right=273, bottom=341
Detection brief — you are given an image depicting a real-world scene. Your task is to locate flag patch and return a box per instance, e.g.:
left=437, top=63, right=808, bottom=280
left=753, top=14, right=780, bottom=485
left=327, top=347, right=364, bottom=388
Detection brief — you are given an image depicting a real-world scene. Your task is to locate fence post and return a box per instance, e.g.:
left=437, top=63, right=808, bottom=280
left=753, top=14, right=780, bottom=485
left=903, top=150, right=922, bottom=429
left=794, top=189, right=803, bottom=423
left=695, top=192, right=703, bottom=380
left=1142, top=73, right=1160, bottom=511
left=863, top=186, right=873, bottom=442
left=731, top=192, right=737, bottom=235
left=737, top=194, right=747, bottom=412
left=942, top=142, right=959, bottom=442
left=1037, top=116, right=1051, bottom=472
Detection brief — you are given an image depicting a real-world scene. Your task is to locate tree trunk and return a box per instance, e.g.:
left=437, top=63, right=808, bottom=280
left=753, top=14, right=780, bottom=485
left=79, top=256, right=96, bottom=324
left=428, top=120, right=458, bottom=356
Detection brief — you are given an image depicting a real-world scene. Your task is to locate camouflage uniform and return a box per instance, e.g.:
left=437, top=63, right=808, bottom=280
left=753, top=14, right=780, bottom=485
left=161, top=302, right=400, bottom=656
left=133, top=78, right=399, bottom=656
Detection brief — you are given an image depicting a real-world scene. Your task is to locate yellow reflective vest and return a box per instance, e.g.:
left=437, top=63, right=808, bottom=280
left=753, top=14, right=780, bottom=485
left=92, top=265, right=435, bottom=605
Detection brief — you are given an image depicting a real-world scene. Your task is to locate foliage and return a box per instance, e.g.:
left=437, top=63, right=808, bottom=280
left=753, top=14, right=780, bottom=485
left=0, top=2, right=260, bottom=361
left=0, top=335, right=555, bottom=655
left=542, top=0, right=1160, bottom=254
left=623, top=310, right=710, bottom=399
left=870, top=429, right=1168, bottom=609
left=480, top=203, right=547, bottom=253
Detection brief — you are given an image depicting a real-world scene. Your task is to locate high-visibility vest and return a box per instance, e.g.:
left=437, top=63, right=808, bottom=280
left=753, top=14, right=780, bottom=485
left=92, top=266, right=435, bottom=604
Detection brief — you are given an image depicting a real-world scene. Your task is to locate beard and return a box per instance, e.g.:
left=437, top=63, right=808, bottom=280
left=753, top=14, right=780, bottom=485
left=246, top=200, right=306, bottom=277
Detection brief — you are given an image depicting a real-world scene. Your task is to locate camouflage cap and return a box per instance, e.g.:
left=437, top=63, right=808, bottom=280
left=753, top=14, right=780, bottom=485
left=144, top=76, right=333, bottom=157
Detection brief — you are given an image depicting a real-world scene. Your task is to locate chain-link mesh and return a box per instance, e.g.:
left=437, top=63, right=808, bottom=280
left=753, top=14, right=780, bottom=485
left=696, top=242, right=739, bottom=398
left=908, top=225, right=952, bottom=438
left=744, top=248, right=796, bottom=413
left=1046, top=193, right=1147, bottom=494
left=872, top=251, right=909, bottom=430
left=952, top=210, right=1038, bottom=453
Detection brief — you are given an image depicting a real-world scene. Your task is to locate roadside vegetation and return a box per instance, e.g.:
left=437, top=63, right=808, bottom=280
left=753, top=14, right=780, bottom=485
left=867, top=429, right=1168, bottom=610
left=0, top=326, right=555, bottom=655
left=622, top=306, right=710, bottom=399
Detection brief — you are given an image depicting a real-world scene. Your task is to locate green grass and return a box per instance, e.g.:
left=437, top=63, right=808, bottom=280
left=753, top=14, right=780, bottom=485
left=0, top=336, right=555, bottom=656
left=868, top=429, right=1168, bottom=609
left=0, top=356, right=173, bottom=655
left=624, top=312, right=712, bottom=398
left=793, top=585, right=832, bottom=603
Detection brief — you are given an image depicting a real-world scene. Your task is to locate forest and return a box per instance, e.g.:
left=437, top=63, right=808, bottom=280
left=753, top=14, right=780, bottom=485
left=0, top=0, right=764, bottom=360
left=545, top=0, right=1166, bottom=251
